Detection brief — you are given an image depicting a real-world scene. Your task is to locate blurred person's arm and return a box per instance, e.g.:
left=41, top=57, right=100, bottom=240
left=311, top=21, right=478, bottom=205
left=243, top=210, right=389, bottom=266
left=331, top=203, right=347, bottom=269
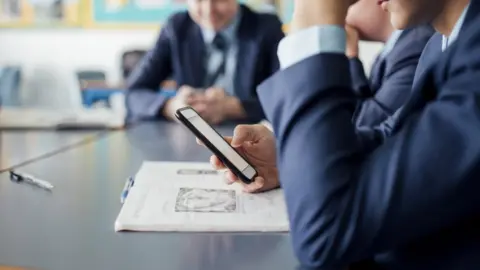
left=348, top=57, right=371, bottom=97
left=125, top=20, right=174, bottom=120
left=345, top=25, right=373, bottom=98
left=232, top=15, right=285, bottom=123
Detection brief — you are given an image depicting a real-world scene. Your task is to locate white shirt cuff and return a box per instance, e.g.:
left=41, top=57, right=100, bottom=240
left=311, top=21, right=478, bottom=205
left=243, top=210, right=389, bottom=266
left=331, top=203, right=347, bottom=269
left=277, top=25, right=347, bottom=69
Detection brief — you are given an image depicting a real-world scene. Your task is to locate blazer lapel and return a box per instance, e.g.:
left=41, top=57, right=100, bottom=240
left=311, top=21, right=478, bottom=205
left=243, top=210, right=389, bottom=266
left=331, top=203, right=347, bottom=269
left=412, top=0, right=479, bottom=92
left=183, top=24, right=206, bottom=88
left=412, top=33, right=442, bottom=89
left=462, top=0, right=480, bottom=29
left=369, top=55, right=387, bottom=94
left=393, top=2, right=480, bottom=134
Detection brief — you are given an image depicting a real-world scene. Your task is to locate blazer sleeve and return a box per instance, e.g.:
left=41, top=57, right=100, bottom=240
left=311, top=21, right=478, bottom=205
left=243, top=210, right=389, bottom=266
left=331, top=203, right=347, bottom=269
left=257, top=53, right=480, bottom=269
left=125, top=21, right=174, bottom=120
left=239, top=16, right=284, bottom=122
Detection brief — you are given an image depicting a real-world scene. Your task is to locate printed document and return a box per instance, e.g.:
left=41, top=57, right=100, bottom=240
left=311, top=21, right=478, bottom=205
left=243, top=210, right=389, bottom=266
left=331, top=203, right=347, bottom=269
left=115, top=162, right=289, bottom=232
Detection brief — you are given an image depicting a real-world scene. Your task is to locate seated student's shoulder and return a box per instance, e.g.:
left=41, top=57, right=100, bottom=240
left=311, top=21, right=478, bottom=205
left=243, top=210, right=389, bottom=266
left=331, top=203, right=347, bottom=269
left=408, top=24, right=435, bottom=43
left=241, top=5, right=283, bottom=31
left=161, top=11, right=196, bottom=36
left=454, top=15, right=480, bottom=54
left=392, top=24, right=434, bottom=52
left=256, top=11, right=282, bottom=26
left=439, top=15, right=480, bottom=75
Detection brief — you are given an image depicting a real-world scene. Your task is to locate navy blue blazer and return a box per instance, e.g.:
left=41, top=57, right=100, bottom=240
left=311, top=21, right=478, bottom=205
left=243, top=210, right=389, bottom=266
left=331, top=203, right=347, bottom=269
left=412, top=32, right=443, bottom=86
left=350, top=25, right=434, bottom=127
left=354, top=32, right=444, bottom=152
left=126, top=5, right=284, bottom=122
left=257, top=0, right=480, bottom=269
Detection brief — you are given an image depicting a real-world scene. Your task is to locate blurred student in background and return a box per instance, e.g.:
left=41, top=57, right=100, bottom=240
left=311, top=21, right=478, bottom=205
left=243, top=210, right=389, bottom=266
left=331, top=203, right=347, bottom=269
left=126, top=0, right=284, bottom=124
left=346, top=0, right=434, bottom=127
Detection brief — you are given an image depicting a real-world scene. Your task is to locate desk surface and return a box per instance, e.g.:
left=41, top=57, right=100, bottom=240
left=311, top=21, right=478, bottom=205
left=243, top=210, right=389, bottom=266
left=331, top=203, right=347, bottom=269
left=0, top=131, right=102, bottom=172
left=0, top=122, right=297, bottom=270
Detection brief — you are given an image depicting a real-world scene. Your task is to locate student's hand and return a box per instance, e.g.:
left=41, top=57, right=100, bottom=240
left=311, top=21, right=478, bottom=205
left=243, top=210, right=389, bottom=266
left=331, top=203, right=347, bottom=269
left=291, top=0, right=357, bottom=32
left=345, top=25, right=360, bottom=58
left=197, top=124, right=279, bottom=193
left=162, top=85, right=202, bottom=120
left=192, top=87, right=228, bottom=125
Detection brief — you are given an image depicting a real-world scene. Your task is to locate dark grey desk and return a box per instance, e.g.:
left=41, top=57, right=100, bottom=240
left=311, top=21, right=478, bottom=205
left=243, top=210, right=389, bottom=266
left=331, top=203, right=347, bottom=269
left=0, top=130, right=102, bottom=172
left=0, top=122, right=298, bottom=270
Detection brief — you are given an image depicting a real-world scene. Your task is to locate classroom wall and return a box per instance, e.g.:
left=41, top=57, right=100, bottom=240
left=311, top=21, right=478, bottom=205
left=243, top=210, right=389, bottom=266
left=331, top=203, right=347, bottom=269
left=0, top=29, right=382, bottom=109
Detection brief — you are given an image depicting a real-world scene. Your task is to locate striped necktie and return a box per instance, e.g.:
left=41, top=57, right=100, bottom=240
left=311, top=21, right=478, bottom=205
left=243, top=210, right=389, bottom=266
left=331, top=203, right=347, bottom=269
left=204, top=33, right=228, bottom=88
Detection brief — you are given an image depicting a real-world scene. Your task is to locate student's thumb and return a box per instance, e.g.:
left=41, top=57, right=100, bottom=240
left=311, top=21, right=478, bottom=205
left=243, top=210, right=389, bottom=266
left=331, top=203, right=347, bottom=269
left=231, top=125, right=257, bottom=147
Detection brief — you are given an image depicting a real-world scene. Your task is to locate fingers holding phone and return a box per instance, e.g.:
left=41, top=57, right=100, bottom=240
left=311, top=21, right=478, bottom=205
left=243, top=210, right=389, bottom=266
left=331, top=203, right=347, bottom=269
left=223, top=169, right=267, bottom=193
left=197, top=124, right=280, bottom=193
left=177, top=107, right=279, bottom=193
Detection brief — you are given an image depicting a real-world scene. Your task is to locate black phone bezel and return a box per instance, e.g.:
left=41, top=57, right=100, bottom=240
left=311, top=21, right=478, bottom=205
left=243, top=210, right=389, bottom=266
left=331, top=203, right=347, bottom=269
left=175, top=106, right=257, bottom=184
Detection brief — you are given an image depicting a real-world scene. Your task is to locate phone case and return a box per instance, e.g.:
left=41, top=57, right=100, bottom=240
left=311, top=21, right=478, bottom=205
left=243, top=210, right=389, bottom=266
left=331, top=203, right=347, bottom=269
left=175, top=107, right=257, bottom=184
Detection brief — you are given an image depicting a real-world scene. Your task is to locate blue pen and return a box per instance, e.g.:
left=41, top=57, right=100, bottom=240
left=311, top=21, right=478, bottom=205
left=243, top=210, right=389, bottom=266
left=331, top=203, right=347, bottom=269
left=120, top=177, right=135, bottom=204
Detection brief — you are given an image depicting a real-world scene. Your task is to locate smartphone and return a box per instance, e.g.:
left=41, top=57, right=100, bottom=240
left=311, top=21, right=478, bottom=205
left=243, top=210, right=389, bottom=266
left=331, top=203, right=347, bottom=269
left=175, top=106, right=257, bottom=184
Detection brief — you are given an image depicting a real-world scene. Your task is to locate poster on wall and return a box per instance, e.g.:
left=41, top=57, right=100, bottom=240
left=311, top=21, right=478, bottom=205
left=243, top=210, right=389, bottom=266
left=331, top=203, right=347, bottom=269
left=241, top=0, right=292, bottom=23
left=0, top=0, right=81, bottom=27
left=279, top=0, right=292, bottom=23
left=84, top=0, right=292, bottom=28
left=241, top=0, right=276, bottom=13
left=0, top=0, right=292, bottom=28
left=84, top=0, right=187, bottom=27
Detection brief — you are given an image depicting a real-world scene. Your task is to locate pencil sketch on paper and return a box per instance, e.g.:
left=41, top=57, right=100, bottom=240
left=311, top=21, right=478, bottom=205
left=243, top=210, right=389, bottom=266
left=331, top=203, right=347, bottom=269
left=175, top=188, right=237, bottom=213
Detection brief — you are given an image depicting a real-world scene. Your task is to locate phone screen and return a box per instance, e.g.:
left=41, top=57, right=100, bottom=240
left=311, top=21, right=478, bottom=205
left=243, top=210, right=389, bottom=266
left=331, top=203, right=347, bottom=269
left=181, top=109, right=250, bottom=172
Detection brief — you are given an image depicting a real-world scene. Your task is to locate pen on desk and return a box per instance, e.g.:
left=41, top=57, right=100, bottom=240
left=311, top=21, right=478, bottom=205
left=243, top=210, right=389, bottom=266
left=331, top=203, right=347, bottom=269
left=120, top=177, right=135, bottom=204
left=9, top=170, right=54, bottom=190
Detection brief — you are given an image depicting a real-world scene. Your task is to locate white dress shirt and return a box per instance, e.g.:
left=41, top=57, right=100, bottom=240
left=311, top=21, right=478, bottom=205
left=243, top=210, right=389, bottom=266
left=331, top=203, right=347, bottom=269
left=442, top=2, right=470, bottom=51
left=277, top=25, right=346, bottom=69
left=201, top=11, right=241, bottom=94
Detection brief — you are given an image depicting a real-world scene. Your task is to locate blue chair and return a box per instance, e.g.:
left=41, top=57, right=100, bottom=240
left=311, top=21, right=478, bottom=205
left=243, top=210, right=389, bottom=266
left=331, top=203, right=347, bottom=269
left=0, top=66, right=22, bottom=106
left=76, top=70, right=106, bottom=90
left=76, top=70, right=109, bottom=107
left=82, top=88, right=176, bottom=107
left=79, top=51, right=177, bottom=107
left=81, top=88, right=123, bottom=107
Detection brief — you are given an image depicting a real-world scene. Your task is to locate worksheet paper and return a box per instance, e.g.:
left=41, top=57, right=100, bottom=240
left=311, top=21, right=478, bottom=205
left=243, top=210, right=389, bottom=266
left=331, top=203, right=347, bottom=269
left=115, top=162, right=289, bottom=232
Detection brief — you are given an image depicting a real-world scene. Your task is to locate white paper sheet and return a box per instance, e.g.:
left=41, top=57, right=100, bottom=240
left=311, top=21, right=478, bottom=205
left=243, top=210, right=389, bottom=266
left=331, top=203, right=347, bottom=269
left=115, top=162, right=289, bottom=232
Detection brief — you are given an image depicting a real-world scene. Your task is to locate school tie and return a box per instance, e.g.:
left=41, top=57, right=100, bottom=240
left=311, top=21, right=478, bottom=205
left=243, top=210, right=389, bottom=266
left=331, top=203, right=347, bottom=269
left=204, top=33, right=228, bottom=88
